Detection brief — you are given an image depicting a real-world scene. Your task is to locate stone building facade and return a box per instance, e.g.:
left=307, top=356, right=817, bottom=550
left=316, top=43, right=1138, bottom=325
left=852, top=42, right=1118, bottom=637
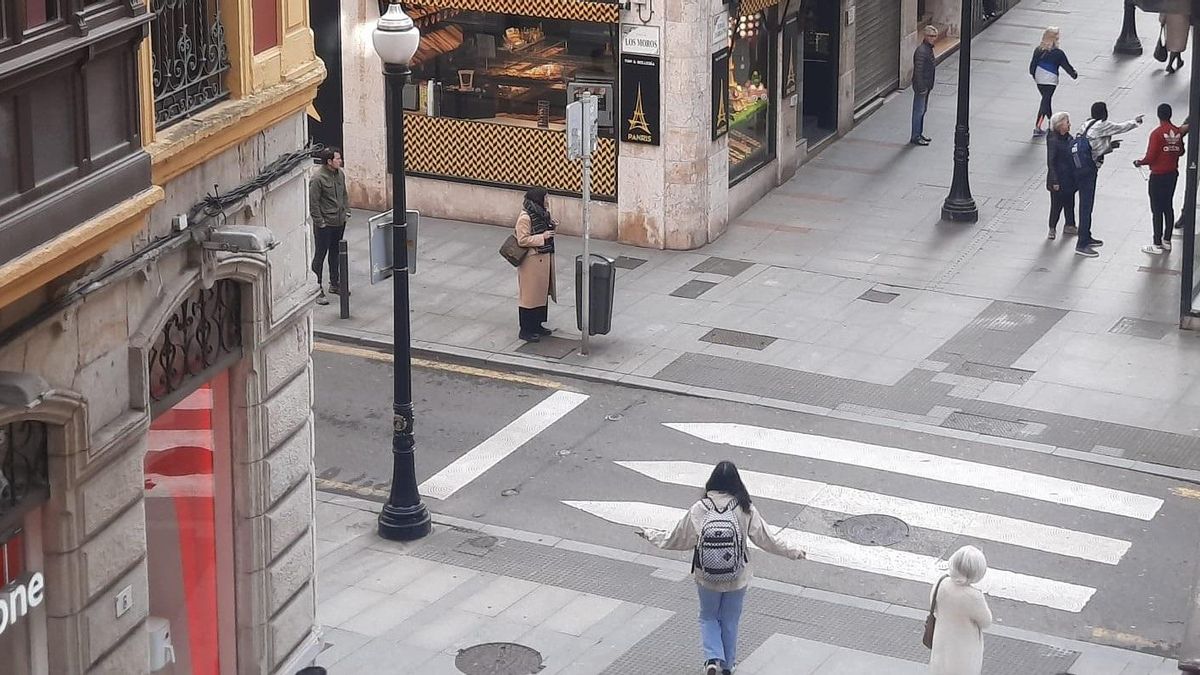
left=0, top=0, right=325, bottom=673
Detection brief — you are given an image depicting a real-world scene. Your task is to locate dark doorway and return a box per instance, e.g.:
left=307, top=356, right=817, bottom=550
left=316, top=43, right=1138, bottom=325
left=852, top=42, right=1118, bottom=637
left=309, top=0, right=343, bottom=150
left=801, top=0, right=838, bottom=145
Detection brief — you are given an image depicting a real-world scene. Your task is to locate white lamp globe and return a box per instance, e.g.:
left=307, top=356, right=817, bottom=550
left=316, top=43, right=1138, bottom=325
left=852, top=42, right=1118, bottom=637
left=373, top=3, right=421, bottom=67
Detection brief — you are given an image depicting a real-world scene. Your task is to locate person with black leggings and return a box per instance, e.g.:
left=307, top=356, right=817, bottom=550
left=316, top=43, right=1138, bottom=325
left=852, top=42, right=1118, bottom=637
left=1134, top=104, right=1189, bottom=255
left=1045, top=112, right=1077, bottom=241
left=1029, top=27, right=1077, bottom=137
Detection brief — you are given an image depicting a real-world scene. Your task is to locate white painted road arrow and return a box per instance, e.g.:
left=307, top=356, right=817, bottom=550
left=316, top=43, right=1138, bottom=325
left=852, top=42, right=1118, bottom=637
left=565, top=500, right=1097, bottom=613
left=664, top=422, right=1163, bottom=520
left=616, top=460, right=1131, bottom=564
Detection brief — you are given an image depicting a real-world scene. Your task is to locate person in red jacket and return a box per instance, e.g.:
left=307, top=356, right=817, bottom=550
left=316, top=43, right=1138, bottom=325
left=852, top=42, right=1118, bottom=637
left=1134, top=103, right=1189, bottom=254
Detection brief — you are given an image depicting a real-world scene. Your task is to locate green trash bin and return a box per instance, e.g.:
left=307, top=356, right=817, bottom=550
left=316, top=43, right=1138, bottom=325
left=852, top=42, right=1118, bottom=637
left=575, top=254, right=615, bottom=336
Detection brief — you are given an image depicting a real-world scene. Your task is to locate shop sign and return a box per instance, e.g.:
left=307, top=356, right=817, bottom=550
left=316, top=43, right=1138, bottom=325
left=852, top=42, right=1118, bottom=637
left=711, top=48, right=730, bottom=140
left=0, top=572, right=45, bottom=636
left=712, top=10, right=729, bottom=49
left=781, top=18, right=798, bottom=98
left=619, top=54, right=660, bottom=145
left=620, top=24, right=660, bottom=56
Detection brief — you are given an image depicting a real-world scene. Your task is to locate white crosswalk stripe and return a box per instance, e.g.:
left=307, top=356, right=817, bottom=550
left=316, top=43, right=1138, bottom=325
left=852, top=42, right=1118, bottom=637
left=665, top=422, right=1163, bottom=520
left=420, top=390, right=589, bottom=500
left=615, top=460, right=1131, bottom=564
left=565, top=500, right=1097, bottom=612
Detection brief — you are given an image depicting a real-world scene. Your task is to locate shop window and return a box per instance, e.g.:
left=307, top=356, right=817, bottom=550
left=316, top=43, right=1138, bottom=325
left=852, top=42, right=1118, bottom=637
left=0, top=515, right=49, bottom=675
left=23, top=0, right=58, bottom=29
left=407, top=10, right=617, bottom=133
left=145, top=375, right=236, bottom=674
left=727, top=9, right=774, bottom=182
left=252, top=0, right=279, bottom=54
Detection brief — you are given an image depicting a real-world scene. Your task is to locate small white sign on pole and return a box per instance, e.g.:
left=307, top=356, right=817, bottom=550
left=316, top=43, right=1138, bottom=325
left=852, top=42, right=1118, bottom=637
left=566, top=93, right=599, bottom=355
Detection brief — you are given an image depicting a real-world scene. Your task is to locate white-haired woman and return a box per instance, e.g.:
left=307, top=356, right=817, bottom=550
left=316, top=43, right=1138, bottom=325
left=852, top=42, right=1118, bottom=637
left=1029, top=27, right=1077, bottom=136
left=1046, top=111, right=1077, bottom=240
left=929, top=546, right=993, bottom=675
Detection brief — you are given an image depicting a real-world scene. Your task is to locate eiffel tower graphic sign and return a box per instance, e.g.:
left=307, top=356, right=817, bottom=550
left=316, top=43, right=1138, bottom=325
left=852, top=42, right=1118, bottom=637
left=620, top=54, right=660, bottom=145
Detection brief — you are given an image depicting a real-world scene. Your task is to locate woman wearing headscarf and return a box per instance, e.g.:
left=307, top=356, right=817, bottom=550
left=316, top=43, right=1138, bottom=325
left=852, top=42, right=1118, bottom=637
left=928, top=545, right=993, bottom=675
left=514, top=187, right=556, bottom=342
left=636, top=461, right=807, bottom=675
left=1029, top=27, right=1077, bottom=136
left=1161, top=11, right=1190, bottom=74
left=1045, top=111, right=1077, bottom=240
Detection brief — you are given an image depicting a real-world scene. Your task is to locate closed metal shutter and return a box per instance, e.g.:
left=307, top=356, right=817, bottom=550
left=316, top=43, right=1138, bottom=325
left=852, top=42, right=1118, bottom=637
left=854, top=0, right=901, bottom=108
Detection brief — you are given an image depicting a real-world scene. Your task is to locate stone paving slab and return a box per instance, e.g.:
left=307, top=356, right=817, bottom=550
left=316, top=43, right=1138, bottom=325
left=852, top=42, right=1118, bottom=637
left=314, top=0, right=1200, bottom=476
left=312, top=494, right=1179, bottom=674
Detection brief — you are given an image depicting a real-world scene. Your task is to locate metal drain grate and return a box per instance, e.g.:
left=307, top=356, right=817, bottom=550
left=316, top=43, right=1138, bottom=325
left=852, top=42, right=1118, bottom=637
left=941, top=411, right=1027, bottom=437
left=699, top=328, right=777, bottom=351
left=690, top=256, right=753, bottom=277
left=833, top=514, right=909, bottom=546
left=858, top=289, right=899, bottom=304
left=614, top=256, right=648, bottom=270
left=670, top=280, right=718, bottom=299
left=456, top=643, right=544, bottom=675
left=1109, top=317, right=1172, bottom=340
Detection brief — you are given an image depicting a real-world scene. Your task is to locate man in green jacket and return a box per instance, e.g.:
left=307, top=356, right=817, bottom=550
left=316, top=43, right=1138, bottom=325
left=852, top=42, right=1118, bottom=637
left=309, top=147, right=350, bottom=305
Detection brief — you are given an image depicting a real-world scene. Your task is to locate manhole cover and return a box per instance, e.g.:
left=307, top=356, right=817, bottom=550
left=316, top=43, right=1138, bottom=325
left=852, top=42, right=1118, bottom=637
left=456, top=643, right=544, bottom=675
left=833, top=514, right=909, bottom=546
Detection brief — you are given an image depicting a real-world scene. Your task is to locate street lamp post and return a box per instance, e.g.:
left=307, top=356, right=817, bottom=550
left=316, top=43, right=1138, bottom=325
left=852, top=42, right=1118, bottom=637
left=1114, top=0, right=1144, bottom=55
left=373, top=2, right=430, bottom=542
left=942, top=0, right=978, bottom=222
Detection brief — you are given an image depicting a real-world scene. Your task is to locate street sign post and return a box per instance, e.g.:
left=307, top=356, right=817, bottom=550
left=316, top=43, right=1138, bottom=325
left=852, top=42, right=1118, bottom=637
left=566, top=94, right=599, bottom=354
left=368, top=209, right=420, bottom=284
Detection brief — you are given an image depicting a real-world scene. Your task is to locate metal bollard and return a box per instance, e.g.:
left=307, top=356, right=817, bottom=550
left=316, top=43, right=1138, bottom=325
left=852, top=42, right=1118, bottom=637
left=338, top=239, right=350, bottom=320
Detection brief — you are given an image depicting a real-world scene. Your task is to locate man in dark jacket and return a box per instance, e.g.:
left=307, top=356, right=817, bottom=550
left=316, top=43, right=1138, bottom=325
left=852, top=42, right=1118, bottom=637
left=309, top=148, right=350, bottom=305
left=911, top=26, right=938, bottom=146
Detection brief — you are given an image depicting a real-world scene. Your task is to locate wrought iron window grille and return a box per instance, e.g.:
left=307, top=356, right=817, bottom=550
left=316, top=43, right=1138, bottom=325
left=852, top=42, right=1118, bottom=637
left=151, top=0, right=231, bottom=129
left=148, top=279, right=242, bottom=413
left=0, top=421, right=50, bottom=535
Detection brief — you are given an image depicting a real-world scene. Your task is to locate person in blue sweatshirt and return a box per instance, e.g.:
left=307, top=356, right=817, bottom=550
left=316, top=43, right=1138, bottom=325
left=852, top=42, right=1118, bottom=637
left=1029, top=27, right=1078, bottom=137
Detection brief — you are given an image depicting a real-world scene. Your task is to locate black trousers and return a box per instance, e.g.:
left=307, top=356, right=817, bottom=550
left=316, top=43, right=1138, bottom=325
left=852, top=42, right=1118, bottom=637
left=1149, top=172, right=1179, bottom=245
left=982, top=0, right=999, bottom=14
left=1036, top=84, right=1056, bottom=121
left=1049, top=188, right=1076, bottom=229
left=312, top=225, right=346, bottom=286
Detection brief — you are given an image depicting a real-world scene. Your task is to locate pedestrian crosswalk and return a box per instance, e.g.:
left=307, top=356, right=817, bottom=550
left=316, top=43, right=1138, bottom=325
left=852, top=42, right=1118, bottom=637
left=562, top=421, right=1168, bottom=615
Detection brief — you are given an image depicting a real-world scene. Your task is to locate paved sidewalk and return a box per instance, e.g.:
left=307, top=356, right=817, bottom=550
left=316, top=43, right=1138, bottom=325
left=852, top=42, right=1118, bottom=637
left=313, top=493, right=1180, bottom=674
left=315, top=0, right=1200, bottom=474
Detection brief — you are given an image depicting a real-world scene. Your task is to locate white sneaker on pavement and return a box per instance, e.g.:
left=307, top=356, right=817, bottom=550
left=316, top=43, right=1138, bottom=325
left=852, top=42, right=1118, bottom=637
left=1163, top=240, right=1173, bottom=251
left=1142, top=245, right=1164, bottom=255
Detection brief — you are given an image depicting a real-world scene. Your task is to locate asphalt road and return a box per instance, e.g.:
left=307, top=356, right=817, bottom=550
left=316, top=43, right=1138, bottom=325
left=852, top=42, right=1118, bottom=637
left=313, top=340, right=1200, bottom=656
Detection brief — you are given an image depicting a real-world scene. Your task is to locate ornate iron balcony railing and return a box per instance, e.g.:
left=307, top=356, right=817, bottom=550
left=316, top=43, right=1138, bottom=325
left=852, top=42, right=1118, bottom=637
left=151, top=0, right=231, bottom=129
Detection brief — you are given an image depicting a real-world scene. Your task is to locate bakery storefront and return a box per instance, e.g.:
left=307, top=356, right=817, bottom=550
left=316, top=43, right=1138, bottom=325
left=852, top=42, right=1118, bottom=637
left=398, top=0, right=619, bottom=201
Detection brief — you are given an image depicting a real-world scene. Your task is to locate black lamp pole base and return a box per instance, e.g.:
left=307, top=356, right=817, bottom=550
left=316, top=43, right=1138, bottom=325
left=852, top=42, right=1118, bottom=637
left=378, top=502, right=431, bottom=541
left=1114, top=1, right=1142, bottom=55
left=942, top=197, right=979, bottom=222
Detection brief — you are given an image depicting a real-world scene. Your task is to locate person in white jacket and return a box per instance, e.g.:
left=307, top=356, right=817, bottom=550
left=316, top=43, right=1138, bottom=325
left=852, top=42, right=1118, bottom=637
left=637, top=461, right=806, bottom=675
left=1074, top=101, right=1143, bottom=258
left=928, top=545, right=993, bottom=675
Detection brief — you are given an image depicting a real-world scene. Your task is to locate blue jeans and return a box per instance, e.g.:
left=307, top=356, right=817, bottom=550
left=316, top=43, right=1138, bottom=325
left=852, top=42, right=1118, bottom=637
left=697, top=585, right=747, bottom=668
left=911, top=90, right=930, bottom=141
left=1076, top=170, right=1098, bottom=249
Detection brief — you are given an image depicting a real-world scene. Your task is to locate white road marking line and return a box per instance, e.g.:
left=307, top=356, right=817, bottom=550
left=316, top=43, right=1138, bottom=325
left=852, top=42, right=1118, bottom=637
left=419, top=390, right=589, bottom=500
left=665, top=423, right=1163, bottom=521
left=617, top=460, right=1131, bottom=564
left=565, top=500, right=1097, bottom=613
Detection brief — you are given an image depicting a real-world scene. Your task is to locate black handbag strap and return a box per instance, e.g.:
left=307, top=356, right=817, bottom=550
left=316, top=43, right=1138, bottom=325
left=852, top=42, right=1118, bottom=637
left=929, top=575, right=949, bottom=614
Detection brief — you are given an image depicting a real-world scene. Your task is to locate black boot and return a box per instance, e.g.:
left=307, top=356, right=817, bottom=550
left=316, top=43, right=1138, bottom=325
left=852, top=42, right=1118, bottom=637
left=518, top=308, right=540, bottom=342
left=535, top=305, right=552, bottom=336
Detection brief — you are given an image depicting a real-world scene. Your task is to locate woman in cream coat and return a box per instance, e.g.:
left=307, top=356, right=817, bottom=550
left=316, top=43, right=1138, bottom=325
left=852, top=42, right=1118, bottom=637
left=514, top=187, right=556, bottom=342
left=1162, top=11, right=1190, bottom=74
left=929, top=545, right=993, bottom=675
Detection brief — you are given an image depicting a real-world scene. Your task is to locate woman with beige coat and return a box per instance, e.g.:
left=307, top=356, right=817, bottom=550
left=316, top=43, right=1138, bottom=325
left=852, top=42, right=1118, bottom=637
left=514, top=187, right=556, bottom=342
left=1161, top=11, right=1190, bottom=73
left=928, top=545, right=993, bottom=675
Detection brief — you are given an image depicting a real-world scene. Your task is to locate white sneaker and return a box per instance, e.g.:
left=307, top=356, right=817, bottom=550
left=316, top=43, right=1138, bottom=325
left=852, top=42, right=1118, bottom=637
left=1142, top=244, right=1164, bottom=255
left=1163, top=240, right=1173, bottom=251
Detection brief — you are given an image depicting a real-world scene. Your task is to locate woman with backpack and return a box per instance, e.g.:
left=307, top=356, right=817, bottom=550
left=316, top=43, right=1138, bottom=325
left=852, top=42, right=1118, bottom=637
left=928, top=545, right=993, bottom=675
left=1029, top=27, right=1077, bottom=137
left=1045, top=111, right=1077, bottom=240
left=636, top=461, right=806, bottom=675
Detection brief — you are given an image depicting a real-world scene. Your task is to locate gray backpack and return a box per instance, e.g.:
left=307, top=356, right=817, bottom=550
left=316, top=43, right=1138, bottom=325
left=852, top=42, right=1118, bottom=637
left=692, top=498, right=747, bottom=582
